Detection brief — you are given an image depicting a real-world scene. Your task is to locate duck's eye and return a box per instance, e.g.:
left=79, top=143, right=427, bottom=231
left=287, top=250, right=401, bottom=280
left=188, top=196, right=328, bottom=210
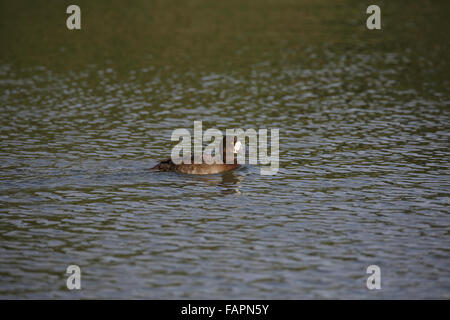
left=234, top=141, right=242, bottom=153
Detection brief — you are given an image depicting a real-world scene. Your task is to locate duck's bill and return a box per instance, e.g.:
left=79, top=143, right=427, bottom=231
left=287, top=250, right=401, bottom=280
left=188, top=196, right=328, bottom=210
left=234, top=140, right=242, bottom=154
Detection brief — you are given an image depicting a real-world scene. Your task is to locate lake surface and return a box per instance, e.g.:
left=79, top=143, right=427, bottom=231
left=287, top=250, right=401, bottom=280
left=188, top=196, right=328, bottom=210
left=0, top=0, right=449, bottom=299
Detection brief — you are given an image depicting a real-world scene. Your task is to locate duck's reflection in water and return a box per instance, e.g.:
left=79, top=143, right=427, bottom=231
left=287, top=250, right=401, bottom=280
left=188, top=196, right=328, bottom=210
left=193, top=171, right=244, bottom=195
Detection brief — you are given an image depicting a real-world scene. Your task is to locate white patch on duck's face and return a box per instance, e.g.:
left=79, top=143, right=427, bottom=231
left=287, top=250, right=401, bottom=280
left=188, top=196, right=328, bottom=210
left=234, top=140, right=242, bottom=154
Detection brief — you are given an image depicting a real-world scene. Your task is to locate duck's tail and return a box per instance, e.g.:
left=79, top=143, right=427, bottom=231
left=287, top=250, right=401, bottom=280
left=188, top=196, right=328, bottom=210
left=149, top=159, right=174, bottom=172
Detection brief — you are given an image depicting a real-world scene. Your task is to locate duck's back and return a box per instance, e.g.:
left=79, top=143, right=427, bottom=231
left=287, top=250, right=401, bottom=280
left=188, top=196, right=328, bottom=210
left=150, top=158, right=240, bottom=174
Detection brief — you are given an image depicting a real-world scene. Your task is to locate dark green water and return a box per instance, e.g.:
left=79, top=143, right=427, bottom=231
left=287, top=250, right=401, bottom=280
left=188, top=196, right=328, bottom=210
left=0, top=0, right=449, bottom=299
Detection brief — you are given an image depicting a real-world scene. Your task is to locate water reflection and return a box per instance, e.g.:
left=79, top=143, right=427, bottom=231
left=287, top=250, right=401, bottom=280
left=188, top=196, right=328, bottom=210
left=192, top=171, right=245, bottom=195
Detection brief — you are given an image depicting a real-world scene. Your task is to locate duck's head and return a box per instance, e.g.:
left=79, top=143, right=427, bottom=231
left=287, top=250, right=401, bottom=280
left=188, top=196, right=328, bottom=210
left=222, top=136, right=242, bottom=162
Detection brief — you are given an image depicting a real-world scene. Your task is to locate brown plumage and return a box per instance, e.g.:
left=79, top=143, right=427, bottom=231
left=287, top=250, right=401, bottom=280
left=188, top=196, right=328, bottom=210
left=151, top=136, right=241, bottom=175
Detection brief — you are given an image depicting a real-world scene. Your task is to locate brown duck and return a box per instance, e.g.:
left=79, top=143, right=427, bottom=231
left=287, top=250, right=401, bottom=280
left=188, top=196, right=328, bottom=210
left=151, top=136, right=242, bottom=174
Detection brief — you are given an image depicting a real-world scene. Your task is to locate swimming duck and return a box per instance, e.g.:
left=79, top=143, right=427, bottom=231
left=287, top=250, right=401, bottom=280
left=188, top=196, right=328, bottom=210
left=151, top=136, right=242, bottom=174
